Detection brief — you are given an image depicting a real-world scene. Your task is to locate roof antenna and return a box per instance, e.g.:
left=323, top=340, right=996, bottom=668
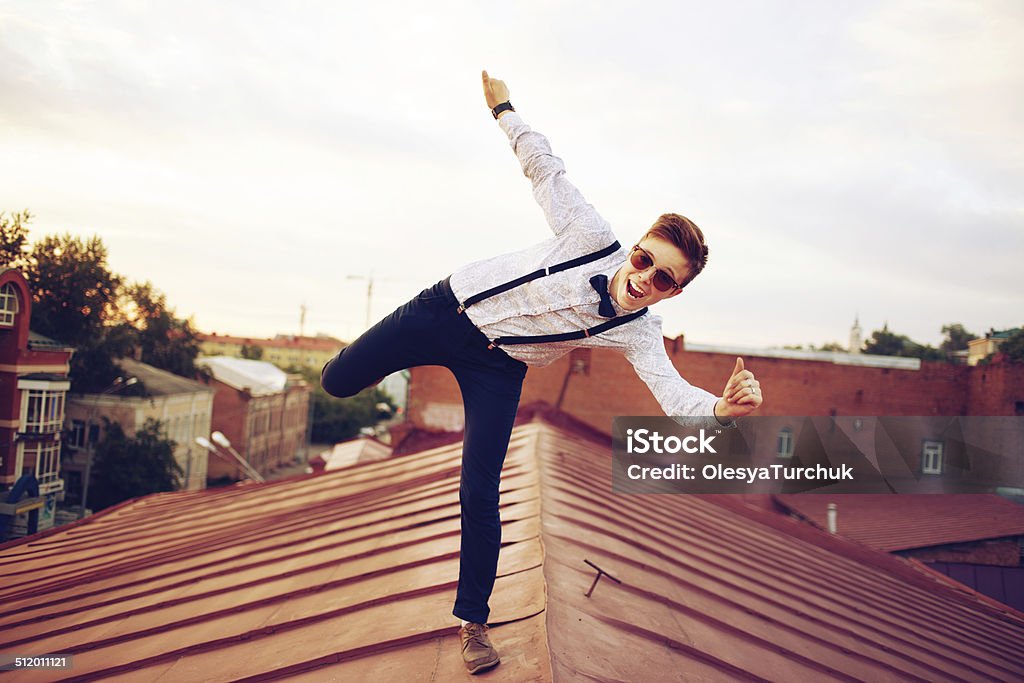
left=583, top=559, right=622, bottom=597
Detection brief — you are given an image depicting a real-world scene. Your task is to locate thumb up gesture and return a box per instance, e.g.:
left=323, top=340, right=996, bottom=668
left=482, top=70, right=510, bottom=110
left=714, top=357, right=763, bottom=421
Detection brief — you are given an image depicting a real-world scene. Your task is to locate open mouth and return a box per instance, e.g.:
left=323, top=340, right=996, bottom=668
left=626, top=280, right=646, bottom=300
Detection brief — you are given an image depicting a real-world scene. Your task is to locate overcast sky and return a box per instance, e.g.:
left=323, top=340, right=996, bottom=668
left=2, top=0, right=1021, bottom=349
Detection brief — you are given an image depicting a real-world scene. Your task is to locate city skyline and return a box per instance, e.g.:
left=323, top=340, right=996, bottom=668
left=2, top=1, right=1021, bottom=348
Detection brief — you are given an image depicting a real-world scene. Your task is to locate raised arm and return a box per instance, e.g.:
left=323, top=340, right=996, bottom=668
left=482, top=70, right=608, bottom=238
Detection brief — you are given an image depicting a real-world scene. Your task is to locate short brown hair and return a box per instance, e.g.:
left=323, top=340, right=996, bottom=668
left=643, top=213, right=708, bottom=287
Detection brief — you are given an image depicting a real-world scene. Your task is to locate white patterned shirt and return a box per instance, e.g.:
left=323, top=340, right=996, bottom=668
left=449, top=112, right=721, bottom=419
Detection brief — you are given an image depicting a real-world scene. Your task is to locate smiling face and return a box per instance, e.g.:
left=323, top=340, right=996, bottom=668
left=609, top=235, right=691, bottom=311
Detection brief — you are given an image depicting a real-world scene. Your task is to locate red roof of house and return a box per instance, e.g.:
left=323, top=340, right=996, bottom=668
left=198, top=332, right=344, bottom=353
left=775, top=493, right=1024, bottom=552
left=312, top=436, right=393, bottom=472
left=1, top=415, right=1022, bottom=681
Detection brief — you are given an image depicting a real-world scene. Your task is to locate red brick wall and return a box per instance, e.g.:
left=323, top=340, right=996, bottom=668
left=205, top=378, right=251, bottom=480
left=204, top=378, right=311, bottom=481
left=407, top=339, right=1024, bottom=435
left=0, top=270, right=73, bottom=486
left=967, top=357, right=1024, bottom=416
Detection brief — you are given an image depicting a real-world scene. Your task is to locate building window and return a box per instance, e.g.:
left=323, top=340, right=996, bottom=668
left=777, top=428, right=794, bottom=458
left=569, top=347, right=592, bottom=376
left=922, top=440, right=943, bottom=474
left=25, top=441, right=61, bottom=485
left=68, top=419, right=87, bottom=448
left=24, top=390, right=66, bottom=434
left=0, top=282, right=19, bottom=326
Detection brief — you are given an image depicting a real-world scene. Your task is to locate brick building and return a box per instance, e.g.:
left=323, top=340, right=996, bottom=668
left=405, top=339, right=1024, bottom=439
left=197, top=332, right=343, bottom=374
left=63, top=358, right=214, bottom=506
left=401, top=337, right=1024, bottom=489
left=197, top=357, right=311, bottom=482
left=0, top=269, right=75, bottom=538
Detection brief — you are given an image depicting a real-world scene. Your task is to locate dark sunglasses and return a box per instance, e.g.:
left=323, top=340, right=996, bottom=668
left=629, top=245, right=683, bottom=291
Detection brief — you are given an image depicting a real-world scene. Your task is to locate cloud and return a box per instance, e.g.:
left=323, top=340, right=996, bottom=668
left=0, top=0, right=1019, bottom=346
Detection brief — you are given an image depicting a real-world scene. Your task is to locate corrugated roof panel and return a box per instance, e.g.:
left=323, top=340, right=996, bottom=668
left=0, top=430, right=548, bottom=681
left=3, top=417, right=1023, bottom=680
left=534, top=423, right=1024, bottom=682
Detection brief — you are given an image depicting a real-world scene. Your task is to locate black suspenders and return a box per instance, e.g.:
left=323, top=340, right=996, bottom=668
left=456, top=240, right=649, bottom=348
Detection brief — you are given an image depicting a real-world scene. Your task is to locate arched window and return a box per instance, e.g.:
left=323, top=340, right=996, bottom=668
left=0, top=282, right=20, bottom=326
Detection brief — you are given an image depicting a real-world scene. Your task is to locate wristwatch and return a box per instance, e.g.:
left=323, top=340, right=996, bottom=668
left=491, top=101, right=515, bottom=119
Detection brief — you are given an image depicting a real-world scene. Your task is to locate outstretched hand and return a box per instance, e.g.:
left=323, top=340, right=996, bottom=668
left=481, top=70, right=510, bottom=110
left=714, top=357, right=763, bottom=422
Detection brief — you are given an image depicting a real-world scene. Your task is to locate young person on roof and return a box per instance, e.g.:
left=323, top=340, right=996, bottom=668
left=321, top=70, right=764, bottom=675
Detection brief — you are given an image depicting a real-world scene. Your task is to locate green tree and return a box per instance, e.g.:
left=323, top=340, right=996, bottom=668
left=864, top=325, right=942, bottom=360
left=311, top=386, right=395, bottom=443
left=864, top=325, right=907, bottom=356
left=89, top=418, right=182, bottom=510
left=288, top=365, right=395, bottom=443
left=4, top=213, right=202, bottom=389
left=0, top=209, right=32, bottom=267
left=17, top=232, right=128, bottom=391
left=940, top=323, right=978, bottom=354
left=114, top=281, right=201, bottom=377
left=997, top=329, right=1024, bottom=363
left=240, top=344, right=264, bottom=360
left=25, top=233, right=122, bottom=347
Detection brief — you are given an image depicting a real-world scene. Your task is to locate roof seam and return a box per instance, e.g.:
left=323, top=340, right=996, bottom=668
left=544, top=537, right=1010, bottom=680
left=548, top=491, right=1022, bottom=656
left=704, top=494, right=1024, bottom=630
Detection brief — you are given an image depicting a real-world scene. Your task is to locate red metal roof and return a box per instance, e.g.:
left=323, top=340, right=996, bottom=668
left=2, top=416, right=1023, bottom=681
left=775, top=493, right=1024, bottom=551
left=535, top=420, right=1024, bottom=682
left=0, top=430, right=550, bottom=681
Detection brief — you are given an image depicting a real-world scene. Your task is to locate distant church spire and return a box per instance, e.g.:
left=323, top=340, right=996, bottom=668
left=849, top=315, right=862, bottom=354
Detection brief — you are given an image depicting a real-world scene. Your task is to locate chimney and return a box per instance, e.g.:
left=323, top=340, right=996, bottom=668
left=827, top=503, right=837, bottom=534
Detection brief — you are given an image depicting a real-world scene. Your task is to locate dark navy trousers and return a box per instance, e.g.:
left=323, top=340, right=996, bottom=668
left=320, top=277, right=528, bottom=624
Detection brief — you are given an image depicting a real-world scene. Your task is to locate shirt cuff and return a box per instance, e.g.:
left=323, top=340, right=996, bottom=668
left=497, top=111, right=524, bottom=135
left=712, top=398, right=737, bottom=428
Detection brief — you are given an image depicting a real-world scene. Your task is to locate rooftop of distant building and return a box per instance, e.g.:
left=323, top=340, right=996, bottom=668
left=197, top=332, right=344, bottom=352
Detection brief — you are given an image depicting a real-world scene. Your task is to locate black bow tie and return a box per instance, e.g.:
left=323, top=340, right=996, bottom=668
left=589, top=274, right=617, bottom=318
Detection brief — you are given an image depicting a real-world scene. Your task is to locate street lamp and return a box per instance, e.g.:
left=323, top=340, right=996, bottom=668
left=195, top=432, right=265, bottom=483
left=80, top=376, right=139, bottom=519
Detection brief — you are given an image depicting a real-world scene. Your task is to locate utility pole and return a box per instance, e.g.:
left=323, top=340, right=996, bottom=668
left=346, top=275, right=375, bottom=331
left=364, top=278, right=373, bottom=329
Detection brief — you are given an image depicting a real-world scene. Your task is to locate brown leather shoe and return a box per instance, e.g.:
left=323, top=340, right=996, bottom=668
left=460, top=622, right=500, bottom=674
